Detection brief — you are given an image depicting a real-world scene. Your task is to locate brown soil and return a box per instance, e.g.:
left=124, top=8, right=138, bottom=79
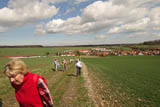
left=60, top=75, right=78, bottom=107
left=1, top=91, right=19, bottom=107
left=82, top=63, right=108, bottom=107
left=48, top=62, right=110, bottom=107
left=47, top=71, right=64, bottom=85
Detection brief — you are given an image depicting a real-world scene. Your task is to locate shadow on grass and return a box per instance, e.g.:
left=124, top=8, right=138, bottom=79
left=51, top=68, right=56, bottom=71
left=51, top=68, right=64, bottom=72
left=0, top=98, right=2, bottom=107
left=67, top=74, right=77, bottom=77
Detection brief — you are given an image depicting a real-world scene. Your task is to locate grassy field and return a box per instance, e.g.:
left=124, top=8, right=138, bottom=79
left=0, top=47, right=160, bottom=106
left=83, top=56, right=160, bottom=106
left=0, top=47, right=92, bottom=57
left=0, top=56, right=89, bottom=107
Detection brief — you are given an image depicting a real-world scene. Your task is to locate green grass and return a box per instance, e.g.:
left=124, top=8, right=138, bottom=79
left=0, top=44, right=160, bottom=57
left=1, top=46, right=160, bottom=106
left=0, top=47, right=92, bottom=57
left=82, top=56, right=160, bottom=106
left=0, top=56, right=89, bottom=106
left=0, top=48, right=64, bottom=56
left=110, top=46, right=133, bottom=51
left=0, top=57, right=57, bottom=105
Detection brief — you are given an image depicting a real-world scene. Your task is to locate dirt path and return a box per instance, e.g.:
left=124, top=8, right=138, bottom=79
left=60, top=75, right=78, bottom=106
left=54, top=63, right=91, bottom=107
left=47, top=71, right=64, bottom=84
left=58, top=62, right=108, bottom=107
left=82, top=62, right=107, bottom=107
left=2, top=62, right=108, bottom=107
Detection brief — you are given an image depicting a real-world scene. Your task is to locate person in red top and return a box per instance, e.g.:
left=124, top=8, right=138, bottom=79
left=62, top=58, right=67, bottom=72
left=4, top=58, right=53, bottom=107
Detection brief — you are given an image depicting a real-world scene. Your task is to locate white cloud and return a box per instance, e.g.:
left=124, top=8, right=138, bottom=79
left=82, top=1, right=126, bottom=21
left=0, top=26, right=8, bottom=32
left=150, top=7, right=160, bottom=29
left=36, top=1, right=127, bottom=35
left=75, top=0, right=87, bottom=4
left=108, top=18, right=150, bottom=34
left=36, top=16, right=83, bottom=34
left=65, top=7, right=76, bottom=15
left=36, top=0, right=160, bottom=42
left=95, top=34, right=107, bottom=39
left=110, top=0, right=158, bottom=8
left=42, top=0, right=67, bottom=3
left=0, top=0, right=58, bottom=32
left=8, top=0, right=67, bottom=6
left=46, top=19, right=65, bottom=33
left=35, top=23, right=46, bottom=34
left=128, top=32, right=149, bottom=38
left=127, top=31, right=160, bottom=43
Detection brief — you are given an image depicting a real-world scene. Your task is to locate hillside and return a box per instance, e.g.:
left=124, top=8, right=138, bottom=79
left=143, top=40, right=160, bottom=45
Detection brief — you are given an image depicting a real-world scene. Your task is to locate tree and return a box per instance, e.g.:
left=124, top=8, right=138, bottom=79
left=46, top=52, right=50, bottom=56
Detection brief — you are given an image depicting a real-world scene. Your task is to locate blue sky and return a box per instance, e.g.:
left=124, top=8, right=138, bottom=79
left=0, top=0, right=160, bottom=46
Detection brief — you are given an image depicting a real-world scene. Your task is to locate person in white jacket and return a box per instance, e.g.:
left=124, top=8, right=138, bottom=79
left=75, top=58, right=82, bottom=76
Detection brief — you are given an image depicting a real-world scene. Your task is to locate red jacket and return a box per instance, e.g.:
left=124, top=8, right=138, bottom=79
left=12, top=72, right=45, bottom=107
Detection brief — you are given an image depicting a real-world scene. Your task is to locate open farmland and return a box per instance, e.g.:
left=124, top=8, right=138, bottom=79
left=0, top=47, right=160, bottom=106
left=0, top=47, right=91, bottom=57
left=0, top=56, right=90, bottom=107
left=83, top=56, right=160, bottom=106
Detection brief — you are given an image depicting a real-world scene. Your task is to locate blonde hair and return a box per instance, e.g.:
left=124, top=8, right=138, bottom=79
left=4, top=59, right=28, bottom=76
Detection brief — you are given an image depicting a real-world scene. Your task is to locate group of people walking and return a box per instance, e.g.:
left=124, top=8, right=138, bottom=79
left=3, top=57, right=82, bottom=107
left=53, top=58, right=67, bottom=72
left=53, top=58, right=82, bottom=77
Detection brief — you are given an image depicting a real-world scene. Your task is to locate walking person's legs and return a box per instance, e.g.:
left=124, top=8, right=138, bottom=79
left=62, top=65, right=64, bottom=72
left=64, top=64, right=67, bottom=71
left=79, top=68, right=81, bottom=76
left=77, top=67, right=81, bottom=76
left=76, top=67, right=79, bottom=77
left=55, top=64, right=57, bottom=71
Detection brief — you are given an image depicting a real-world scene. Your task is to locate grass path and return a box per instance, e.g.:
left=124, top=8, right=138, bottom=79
left=1, top=62, right=104, bottom=107
left=47, top=63, right=90, bottom=106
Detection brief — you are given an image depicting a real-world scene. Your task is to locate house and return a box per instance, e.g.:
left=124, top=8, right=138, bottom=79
left=77, top=50, right=90, bottom=56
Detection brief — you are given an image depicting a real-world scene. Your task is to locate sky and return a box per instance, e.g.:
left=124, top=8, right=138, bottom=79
left=0, top=0, right=160, bottom=46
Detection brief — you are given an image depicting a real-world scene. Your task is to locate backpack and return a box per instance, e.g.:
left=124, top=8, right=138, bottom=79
left=33, top=74, right=53, bottom=107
